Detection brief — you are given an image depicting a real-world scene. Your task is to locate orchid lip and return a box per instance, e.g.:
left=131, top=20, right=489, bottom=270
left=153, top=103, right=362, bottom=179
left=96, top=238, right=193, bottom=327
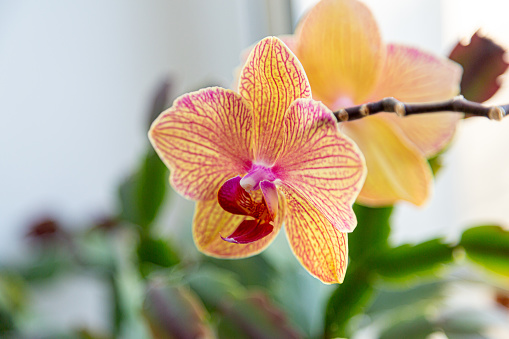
left=217, top=166, right=280, bottom=245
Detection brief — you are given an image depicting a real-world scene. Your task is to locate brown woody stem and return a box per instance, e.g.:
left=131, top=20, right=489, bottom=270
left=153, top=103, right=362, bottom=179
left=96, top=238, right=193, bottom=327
left=334, top=96, right=508, bottom=122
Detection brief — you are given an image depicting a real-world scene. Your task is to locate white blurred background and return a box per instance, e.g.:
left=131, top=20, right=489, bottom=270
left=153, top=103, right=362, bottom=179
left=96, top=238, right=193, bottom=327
left=1, top=0, right=508, bottom=335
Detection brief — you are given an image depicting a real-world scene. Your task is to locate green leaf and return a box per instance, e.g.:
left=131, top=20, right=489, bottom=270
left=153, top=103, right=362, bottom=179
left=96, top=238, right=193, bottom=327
left=324, top=266, right=374, bottom=338
left=204, top=254, right=276, bottom=288
left=373, top=238, right=454, bottom=281
left=349, top=204, right=393, bottom=261
left=18, top=251, right=74, bottom=282
left=137, top=236, right=180, bottom=277
left=217, top=291, right=302, bottom=339
left=379, top=315, right=435, bottom=339
left=143, top=283, right=214, bottom=339
left=366, top=281, right=445, bottom=316
left=187, top=266, right=245, bottom=311
left=460, top=225, right=509, bottom=276
left=428, top=154, right=443, bottom=177
left=118, top=149, right=169, bottom=230
left=187, top=266, right=302, bottom=338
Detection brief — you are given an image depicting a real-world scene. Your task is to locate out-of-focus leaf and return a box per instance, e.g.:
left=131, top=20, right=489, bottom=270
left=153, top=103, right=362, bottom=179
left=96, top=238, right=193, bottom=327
left=18, top=252, right=74, bottom=282
left=118, top=149, right=169, bottom=230
left=428, top=154, right=443, bottom=177
left=373, top=239, right=454, bottom=281
left=449, top=31, right=508, bottom=103
left=187, top=266, right=245, bottom=311
left=217, top=291, right=302, bottom=339
left=25, top=217, right=65, bottom=242
left=349, top=204, right=393, bottom=261
left=76, top=328, right=112, bottom=339
left=204, top=254, right=275, bottom=288
left=187, top=266, right=302, bottom=338
left=460, top=225, right=509, bottom=276
left=0, top=273, right=28, bottom=333
left=144, top=283, right=214, bottom=339
left=147, top=79, right=172, bottom=130
left=366, top=281, right=445, bottom=316
left=324, top=266, right=374, bottom=338
left=272, top=264, right=333, bottom=338
left=0, top=308, right=15, bottom=333
left=379, top=315, right=435, bottom=339
left=439, top=308, right=508, bottom=339
left=0, top=273, right=27, bottom=312
left=137, top=236, right=180, bottom=277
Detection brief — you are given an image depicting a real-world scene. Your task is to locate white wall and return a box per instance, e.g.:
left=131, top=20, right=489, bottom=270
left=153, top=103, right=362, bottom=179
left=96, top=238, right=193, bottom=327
left=0, top=0, right=293, bottom=263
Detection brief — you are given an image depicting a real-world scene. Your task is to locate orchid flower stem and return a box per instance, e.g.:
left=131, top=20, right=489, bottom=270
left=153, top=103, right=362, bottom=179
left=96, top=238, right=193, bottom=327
left=334, top=96, right=508, bottom=122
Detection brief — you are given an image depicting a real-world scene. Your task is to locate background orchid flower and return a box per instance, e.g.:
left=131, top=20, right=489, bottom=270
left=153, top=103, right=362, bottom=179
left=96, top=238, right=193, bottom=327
left=149, top=37, right=366, bottom=283
left=280, top=0, right=464, bottom=207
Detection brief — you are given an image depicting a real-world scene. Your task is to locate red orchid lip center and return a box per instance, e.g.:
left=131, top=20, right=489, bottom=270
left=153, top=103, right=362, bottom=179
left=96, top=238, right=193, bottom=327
left=217, top=166, right=279, bottom=245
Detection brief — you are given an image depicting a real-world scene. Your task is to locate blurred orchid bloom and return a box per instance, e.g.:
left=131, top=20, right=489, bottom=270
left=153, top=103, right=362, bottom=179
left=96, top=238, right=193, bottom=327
left=280, top=0, right=463, bottom=206
left=149, top=37, right=366, bottom=283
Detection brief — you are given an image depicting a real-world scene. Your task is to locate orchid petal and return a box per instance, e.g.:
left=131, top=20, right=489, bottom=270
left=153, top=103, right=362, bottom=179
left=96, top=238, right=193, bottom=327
left=275, top=99, right=366, bottom=232
left=382, top=112, right=461, bottom=157
left=221, top=220, right=273, bottom=244
left=370, top=44, right=463, bottom=102
left=367, top=44, right=463, bottom=157
left=282, top=187, right=348, bottom=284
left=342, top=116, right=432, bottom=206
left=295, top=0, right=384, bottom=106
left=193, top=190, right=286, bottom=258
left=217, top=176, right=256, bottom=216
left=149, top=87, right=253, bottom=200
left=238, top=37, right=311, bottom=165
left=260, top=180, right=278, bottom=221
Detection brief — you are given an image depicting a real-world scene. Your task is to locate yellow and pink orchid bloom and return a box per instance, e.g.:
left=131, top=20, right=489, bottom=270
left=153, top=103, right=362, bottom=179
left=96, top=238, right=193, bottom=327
left=278, top=0, right=463, bottom=206
left=149, top=37, right=366, bottom=283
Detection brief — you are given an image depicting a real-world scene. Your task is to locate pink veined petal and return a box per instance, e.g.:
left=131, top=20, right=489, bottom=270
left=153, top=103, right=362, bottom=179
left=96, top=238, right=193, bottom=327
left=260, top=180, right=278, bottom=221
left=193, top=191, right=286, bottom=258
left=369, top=44, right=463, bottom=103
left=221, top=220, right=274, bottom=244
left=275, top=98, right=366, bottom=232
left=149, top=87, right=253, bottom=201
left=238, top=37, right=311, bottom=165
left=218, top=176, right=257, bottom=216
left=232, top=35, right=298, bottom=93
left=282, top=186, right=348, bottom=284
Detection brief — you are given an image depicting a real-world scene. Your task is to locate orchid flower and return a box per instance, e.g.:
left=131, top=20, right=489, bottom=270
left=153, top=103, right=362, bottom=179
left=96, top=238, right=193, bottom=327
left=278, top=0, right=463, bottom=206
left=149, top=37, right=366, bottom=283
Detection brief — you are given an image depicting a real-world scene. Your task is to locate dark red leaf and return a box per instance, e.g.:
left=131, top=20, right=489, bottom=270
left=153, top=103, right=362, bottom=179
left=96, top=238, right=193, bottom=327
left=449, top=31, right=508, bottom=103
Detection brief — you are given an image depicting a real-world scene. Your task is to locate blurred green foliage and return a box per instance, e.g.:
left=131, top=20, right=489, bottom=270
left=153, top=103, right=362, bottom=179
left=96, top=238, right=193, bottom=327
left=3, top=68, right=509, bottom=338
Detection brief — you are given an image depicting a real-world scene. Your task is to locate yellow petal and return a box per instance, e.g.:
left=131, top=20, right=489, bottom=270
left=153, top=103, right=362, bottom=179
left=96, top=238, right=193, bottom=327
left=342, top=116, right=432, bottom=206
left=276, top=99, right=366, bottom=232
left=282, top=187, right=348, bottom=284
left=367, top=44, right=463, bottom=157
left=238, top=37, right=311, bottom=165
left=193, top=189, right=286, bottom=258
left=149, top=87, right=253, bottom=201
left=383, top=112, right=461, bottom=157
left=295, top=0, right=384, bottom=106
left=369, top=44, right=463, bottom=102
